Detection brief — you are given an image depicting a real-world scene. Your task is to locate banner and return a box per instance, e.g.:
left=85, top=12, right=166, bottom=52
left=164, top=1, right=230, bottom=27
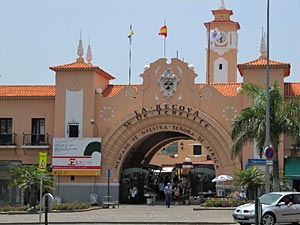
left=39, top=152, right=47, bottom=172
left=52, top=138, right=101, bottom=176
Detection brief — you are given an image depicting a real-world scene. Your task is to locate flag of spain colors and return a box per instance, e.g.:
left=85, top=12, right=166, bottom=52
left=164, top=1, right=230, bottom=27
left=159, top=25, right=167, bottom=38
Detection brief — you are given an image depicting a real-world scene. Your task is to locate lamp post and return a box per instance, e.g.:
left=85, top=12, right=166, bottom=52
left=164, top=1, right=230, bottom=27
left=265, top=0, right=271, bottom=194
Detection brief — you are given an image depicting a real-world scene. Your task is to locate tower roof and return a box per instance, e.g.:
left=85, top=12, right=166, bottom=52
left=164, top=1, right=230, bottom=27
left=49, top=35, right=115, bottom=80
left=237, top=57, right=291, bottom=77
left=49, top=61, right=115, bottom=80
left=204, top=1, right=240, bottom=30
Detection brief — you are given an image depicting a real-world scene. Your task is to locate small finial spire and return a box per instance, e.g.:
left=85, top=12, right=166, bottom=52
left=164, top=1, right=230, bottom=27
left=220, top=0, right=225, bottom=9
left=77, top=31, right=84, bottom=63
left=86, top=37, right=92, bottom=64
left=260, top=27, right=267, bottom=58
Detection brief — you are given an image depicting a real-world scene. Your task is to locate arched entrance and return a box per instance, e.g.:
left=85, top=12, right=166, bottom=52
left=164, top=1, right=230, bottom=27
left=101, top=103, right=241, bottom=202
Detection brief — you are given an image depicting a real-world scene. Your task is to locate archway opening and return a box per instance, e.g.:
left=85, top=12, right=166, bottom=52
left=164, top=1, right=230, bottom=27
left=119, top=131, right=216, bottom=204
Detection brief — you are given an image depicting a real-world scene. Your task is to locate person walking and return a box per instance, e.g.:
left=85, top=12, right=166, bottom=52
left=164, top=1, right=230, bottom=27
left=159, top=181, right=165, bottom=200
left=164, top=182, right=173, bottom=208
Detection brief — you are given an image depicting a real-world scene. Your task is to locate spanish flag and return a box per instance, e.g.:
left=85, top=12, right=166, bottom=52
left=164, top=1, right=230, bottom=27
left=159, top=25, right=167, bottom=38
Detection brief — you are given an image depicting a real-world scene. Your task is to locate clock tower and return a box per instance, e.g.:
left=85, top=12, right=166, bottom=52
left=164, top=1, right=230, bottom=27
left=204, top=1, right=240, bottom=83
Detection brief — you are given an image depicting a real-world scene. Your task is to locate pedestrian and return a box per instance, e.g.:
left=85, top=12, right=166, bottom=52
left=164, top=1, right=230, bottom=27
left=164, top=182, right=173, bottom=208
left=239, top=188, right=246, bottom=199
left=229, top=189, right=239, bottom=199
left=159, top=181, right=165, bottom=199
left=130, top=186, right=138, bottom=204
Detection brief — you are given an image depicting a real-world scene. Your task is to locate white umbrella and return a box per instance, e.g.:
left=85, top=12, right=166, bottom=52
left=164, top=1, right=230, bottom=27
left=212, top=175, right=233, bottom=197
left=211, top=174, right=233, bottom=183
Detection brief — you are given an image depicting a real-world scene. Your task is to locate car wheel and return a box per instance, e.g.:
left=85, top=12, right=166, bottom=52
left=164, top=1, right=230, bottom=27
left=261, top=213, right=275, bottom=225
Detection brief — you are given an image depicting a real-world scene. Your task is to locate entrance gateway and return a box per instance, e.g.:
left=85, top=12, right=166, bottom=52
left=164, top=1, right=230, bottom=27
left=103, top=103, right=239, bottom=173
left=102, top=103, right=240, bottom=203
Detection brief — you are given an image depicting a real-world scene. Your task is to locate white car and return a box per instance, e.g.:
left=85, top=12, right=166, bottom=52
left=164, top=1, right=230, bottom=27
left=233, top=192, right=300, bottom=225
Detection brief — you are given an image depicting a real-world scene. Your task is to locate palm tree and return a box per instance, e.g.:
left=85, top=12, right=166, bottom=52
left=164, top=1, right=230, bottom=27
left=231, top=81, right=299, bottom=192
left=234, top=167, right=265, bottom=200
left=9, top=165, right=54, bottom=207
left=285, top=98, right=300, bottom=156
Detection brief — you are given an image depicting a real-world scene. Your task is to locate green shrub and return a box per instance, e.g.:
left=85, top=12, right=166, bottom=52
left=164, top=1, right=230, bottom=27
left=53, top=202, right=90, bottom=211
left=0, top=202, right=91, bottom=212
left=204, top=198, right=250, bottom=207
left=0, top=205, right=28, bottom=212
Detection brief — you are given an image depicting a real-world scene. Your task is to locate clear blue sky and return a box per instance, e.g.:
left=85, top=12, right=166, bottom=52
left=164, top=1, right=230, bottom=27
left=0, top=0, right=299, bottom=85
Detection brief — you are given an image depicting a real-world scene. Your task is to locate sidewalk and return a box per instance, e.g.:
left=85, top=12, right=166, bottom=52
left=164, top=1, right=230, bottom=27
left=0, top=205, right=237, bottom=225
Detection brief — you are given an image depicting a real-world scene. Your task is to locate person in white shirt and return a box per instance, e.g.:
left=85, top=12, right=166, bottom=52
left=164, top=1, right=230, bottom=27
left=239, top=189, right=246, bottom=199
left=164, top=182, right=173, bottom=208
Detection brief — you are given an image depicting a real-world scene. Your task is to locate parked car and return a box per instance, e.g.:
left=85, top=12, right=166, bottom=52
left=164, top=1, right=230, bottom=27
left=233, top=191, right=300, bottom=225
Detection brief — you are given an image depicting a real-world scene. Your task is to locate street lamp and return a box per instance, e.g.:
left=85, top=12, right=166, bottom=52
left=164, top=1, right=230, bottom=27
left=265, top=0, right=271, bottom=194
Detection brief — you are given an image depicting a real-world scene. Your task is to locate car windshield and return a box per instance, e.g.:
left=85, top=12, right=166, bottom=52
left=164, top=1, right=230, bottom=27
left=259, top=193, right=282, bottom=205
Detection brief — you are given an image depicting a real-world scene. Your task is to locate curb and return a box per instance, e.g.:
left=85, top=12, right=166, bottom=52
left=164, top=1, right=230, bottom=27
left=0, top=223, right=237, bottom=225
left=193, top=207, right=235, bottom=210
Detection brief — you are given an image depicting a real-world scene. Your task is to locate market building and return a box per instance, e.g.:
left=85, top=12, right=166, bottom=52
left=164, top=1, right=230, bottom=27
left=0, top=1, right=299, bottom=205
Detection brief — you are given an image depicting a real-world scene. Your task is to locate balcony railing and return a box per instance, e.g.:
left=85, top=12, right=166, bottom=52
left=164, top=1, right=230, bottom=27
left=22, top=133, right=50, bottom=146
left=0, top=133, right=17, bottom=146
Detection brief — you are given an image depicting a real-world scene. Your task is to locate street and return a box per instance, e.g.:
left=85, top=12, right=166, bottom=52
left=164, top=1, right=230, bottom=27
left=0, top=205, right=237, bottom=225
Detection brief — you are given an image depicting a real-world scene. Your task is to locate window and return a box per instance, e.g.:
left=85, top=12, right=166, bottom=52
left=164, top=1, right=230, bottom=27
left=68, top=123, right=79, bottom=138
left=0, top=118, right=13, bottom=144
left=160, top=142, right=178, bottom=156
left=31, top=118, right=45, bottom=145
left=193, top=145, right=202, bottom=155
left=219, top=64, right=223, bottom=70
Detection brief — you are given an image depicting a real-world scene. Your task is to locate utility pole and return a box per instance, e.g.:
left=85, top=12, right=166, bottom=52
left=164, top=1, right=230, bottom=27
left=265, top=0, right=271, bottom=194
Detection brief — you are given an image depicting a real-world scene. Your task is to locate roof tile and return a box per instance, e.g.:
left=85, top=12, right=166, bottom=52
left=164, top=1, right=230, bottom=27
left=0, top=85, right=55, bottom=97
left=238, top=57, right=290, bottom=77
left=0, top=83, right=298, bottom=98
left=49, top=61, right=115, bottom=80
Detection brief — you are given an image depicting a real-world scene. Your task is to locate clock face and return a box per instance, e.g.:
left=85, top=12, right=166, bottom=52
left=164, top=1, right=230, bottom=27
left=216, top=32, right=227, bottom=45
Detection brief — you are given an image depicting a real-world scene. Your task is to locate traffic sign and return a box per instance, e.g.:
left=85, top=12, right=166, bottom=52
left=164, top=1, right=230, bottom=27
left=264, top=146, right=274, bottom=160
left=39, top=152, right=47, bottom=172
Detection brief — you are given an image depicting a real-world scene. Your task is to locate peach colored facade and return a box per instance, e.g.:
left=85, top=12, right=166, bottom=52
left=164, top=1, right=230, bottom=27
left=0, top=3, right=299, bottom=204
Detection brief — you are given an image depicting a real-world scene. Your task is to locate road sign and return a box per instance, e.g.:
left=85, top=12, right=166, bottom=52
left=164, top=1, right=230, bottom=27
left=105, top=169, right=112, bottom=178
left=264, top=146, right=274, bottom=160
left=39, top=152, right=47, bottom=172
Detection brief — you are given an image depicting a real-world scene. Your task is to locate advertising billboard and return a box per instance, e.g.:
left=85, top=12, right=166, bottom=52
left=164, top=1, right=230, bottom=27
left=52, top=138, right=101, bottom=176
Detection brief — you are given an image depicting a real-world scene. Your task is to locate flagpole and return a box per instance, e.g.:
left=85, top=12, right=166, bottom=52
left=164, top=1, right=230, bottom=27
left=163, top=21, right=166, bottom=58
left=163, top=37, right=166, bottom=58
left=207, top=22, right=211, bottom=85
left=129, top=35, right=132, bottom=85
left=128, top=25, right=133, bottom=85
left=159, top=22, right=167, bottom=58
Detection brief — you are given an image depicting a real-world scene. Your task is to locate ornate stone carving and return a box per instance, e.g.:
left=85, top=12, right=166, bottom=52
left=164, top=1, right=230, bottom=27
left=100, top=106, right=115, bottom=121
left=201, top=86, right=213, bottom=99
left=157, top=69, right=179, bottom=99
left=124, top=86, right=137, bottom=99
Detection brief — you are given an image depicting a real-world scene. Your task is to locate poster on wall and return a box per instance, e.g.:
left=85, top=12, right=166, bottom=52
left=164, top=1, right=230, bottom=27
left=52, top=138, right=101, bottom=176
